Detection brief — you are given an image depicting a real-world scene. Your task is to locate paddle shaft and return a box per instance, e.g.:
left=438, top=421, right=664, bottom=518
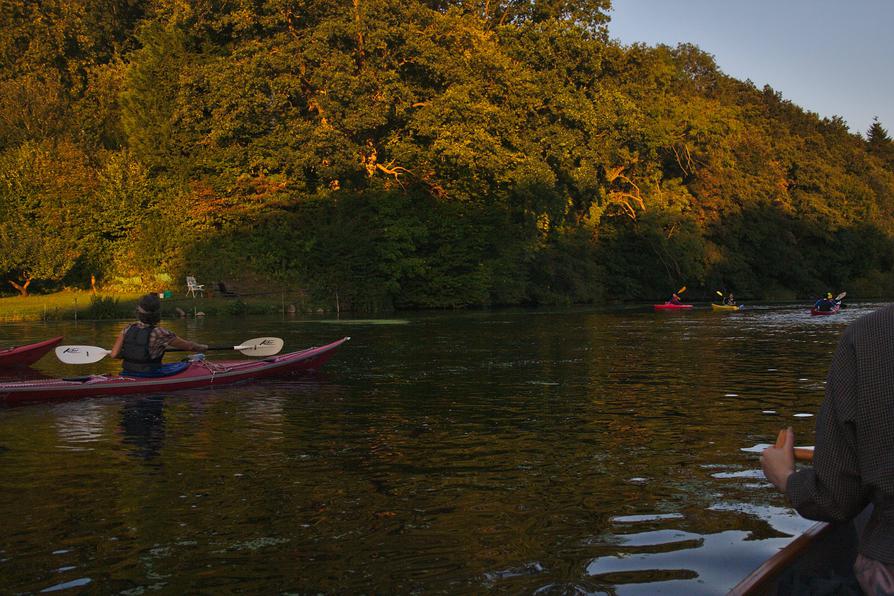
left=167, top=337, right=282, bottom=355
left=775, top=428, right=814, bottom=462
left=169, top=345, right=244, bottom=352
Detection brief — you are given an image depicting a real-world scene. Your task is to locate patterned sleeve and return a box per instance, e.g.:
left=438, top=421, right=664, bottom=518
left=148, top=326, right=177, bottom=359
left=785, top=326, right=871, bottom=521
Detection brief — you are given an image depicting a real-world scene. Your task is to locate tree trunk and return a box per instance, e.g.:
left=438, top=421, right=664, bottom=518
left=9, top=277, right=31, bottom=297
left=353, top=0, right=364, bottom=66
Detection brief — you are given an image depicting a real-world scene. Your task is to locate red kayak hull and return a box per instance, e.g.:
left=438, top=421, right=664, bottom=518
left=810, top=305, right=840, bottom=316
left=0, top=336, right=63, bottom=368
left=654, top=303, right=693, bottom=310
left=0, top=337, right=349, bottom=405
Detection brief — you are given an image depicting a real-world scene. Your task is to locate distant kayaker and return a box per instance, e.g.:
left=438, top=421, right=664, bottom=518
left=814, top=292, right=838, bottom=312
left=761, top=304, right=894, bottom=594
left=110, top=293, right=208, bottom=373
left=723, top=292, right=735, bottom=306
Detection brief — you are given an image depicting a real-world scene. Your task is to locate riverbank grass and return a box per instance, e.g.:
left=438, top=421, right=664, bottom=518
left=0, top=290, right=134, bottom=322
left=0, top=290, right=307, bottom=322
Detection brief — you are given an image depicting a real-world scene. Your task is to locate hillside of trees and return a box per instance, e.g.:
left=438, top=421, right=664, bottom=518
left=2, top=0, right=893, bottom=310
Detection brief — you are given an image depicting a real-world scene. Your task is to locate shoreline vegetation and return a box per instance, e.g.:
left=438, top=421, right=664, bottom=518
left=0, top=289, right=323, bottom=323
left=2, top=2, right=894, bottom=311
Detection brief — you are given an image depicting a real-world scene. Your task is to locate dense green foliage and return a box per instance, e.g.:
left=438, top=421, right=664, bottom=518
left=1, top=0, right=893, bottom=307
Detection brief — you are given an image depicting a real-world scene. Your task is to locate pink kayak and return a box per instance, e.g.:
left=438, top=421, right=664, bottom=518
left=0, top=337, right=349, bottom=405
left=654, top=303, right=693, bottom=311
left=0, top=336, right=63, bottom=368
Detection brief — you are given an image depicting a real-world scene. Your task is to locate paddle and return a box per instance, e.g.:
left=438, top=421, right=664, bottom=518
left=55, top=337, right=284, bottom=365
left=817, top=291, right=846, bottom=303
left=664, top=285, right=687, bottom=304
left=775, top=428, right=814, bottom=462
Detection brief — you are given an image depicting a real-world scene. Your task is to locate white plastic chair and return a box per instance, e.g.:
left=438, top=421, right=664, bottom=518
left=186, top=276, right=205, bottom=297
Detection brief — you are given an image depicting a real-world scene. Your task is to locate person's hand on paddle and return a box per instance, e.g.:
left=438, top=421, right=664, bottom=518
left=761, top=427, right=796, bottom=493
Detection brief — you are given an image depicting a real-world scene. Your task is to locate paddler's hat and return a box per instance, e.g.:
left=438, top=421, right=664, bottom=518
left=137, top=293, right=161, bottom=325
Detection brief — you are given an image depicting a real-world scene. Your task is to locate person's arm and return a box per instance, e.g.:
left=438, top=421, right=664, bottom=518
left=167, top=336, right=209, bottom=353
left=780, top=328, right=869, bottom=522
left=109, top=328, right=126, bottom=359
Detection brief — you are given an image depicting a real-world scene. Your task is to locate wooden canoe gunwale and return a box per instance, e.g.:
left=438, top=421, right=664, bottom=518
left=727, top=521, right=834, bottom=595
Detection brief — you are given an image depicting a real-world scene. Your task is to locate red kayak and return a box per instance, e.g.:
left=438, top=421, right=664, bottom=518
left=0, top=337, right=349, bottom=405
left=0, top=336, right=63, bottom=368
left=810, top=304, right=840, bottom=316
left=654, top=303, right=693, bottom=311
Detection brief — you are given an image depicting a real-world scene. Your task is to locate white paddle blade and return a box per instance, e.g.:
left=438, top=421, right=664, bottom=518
left=55, top=346, right=111, bottom=364
left=836, top=291, right=847, bottom=301
left=233, top=337, right=284, bottom=357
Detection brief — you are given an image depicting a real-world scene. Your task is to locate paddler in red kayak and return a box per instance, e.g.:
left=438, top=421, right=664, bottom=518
left=110, top=293, right=208, bottom=374
left=813, top=292, right=838, bottom=312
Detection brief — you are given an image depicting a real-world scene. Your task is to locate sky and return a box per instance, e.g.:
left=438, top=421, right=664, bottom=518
left=607, top=0, right=894, bottom=136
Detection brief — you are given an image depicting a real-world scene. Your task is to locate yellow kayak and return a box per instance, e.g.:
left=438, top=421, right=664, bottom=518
left=711, top=303, right=741, bottom=311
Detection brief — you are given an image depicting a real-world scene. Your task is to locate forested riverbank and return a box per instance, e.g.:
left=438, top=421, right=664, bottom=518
left=2, top=1, right=894, bottom=311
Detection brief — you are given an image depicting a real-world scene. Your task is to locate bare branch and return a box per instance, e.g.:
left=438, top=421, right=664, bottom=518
left=376, top=161, right=411, bottom=179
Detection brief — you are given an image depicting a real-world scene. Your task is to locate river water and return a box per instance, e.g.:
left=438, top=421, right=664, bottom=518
left=0, top=302, right=882, bottom=593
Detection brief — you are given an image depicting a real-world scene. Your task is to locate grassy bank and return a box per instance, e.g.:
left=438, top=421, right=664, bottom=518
left=0, top=290, right=319, bottom=323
